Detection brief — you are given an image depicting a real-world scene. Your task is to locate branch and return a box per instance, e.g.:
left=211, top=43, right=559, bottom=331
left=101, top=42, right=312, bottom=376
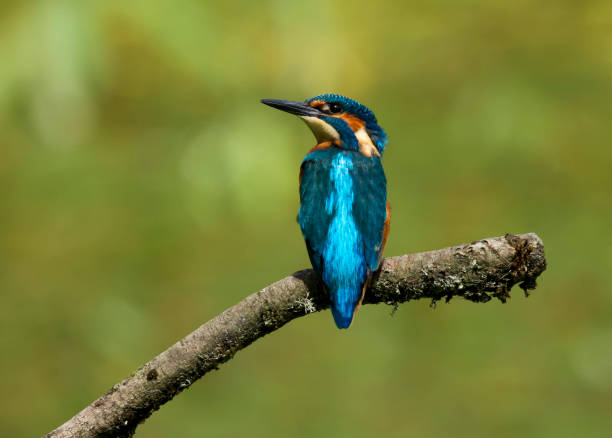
left=44, top=233, right=546, bottom=438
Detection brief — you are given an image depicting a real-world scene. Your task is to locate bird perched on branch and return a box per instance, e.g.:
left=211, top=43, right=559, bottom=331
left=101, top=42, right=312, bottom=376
left=261, top=94, right=390, bottom=329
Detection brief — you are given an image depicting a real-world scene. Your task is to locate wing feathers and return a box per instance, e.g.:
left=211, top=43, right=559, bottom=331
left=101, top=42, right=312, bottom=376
left=298, top=148, right=387, bottom=328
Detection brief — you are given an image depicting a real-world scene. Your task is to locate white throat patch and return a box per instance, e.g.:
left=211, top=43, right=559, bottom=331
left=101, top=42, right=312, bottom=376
left=300, top=116, right=340, bottom=143
left=300, top=115, right=380, bottom=157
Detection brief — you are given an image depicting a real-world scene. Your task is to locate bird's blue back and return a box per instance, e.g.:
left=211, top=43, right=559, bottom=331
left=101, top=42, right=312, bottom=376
left=299, top=147, right=387, bottom=328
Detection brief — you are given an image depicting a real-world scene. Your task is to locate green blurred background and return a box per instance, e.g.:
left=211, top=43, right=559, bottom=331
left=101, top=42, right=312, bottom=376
left=2, top=1, right=612, bottom=437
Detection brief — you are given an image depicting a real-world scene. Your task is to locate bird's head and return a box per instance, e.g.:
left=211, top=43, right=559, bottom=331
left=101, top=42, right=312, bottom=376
left=261, top=94, right=387, bottom=157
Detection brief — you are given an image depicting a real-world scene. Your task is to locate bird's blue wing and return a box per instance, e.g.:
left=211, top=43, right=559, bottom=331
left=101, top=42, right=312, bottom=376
left=299, top=150, right=387, bottom=275
left=350, top=154, right=387, bottom=272
left=298, top=149, right=334, bottom=275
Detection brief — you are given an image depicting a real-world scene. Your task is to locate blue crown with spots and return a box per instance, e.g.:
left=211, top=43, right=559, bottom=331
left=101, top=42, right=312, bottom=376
left=306, top=94, right=388, bottom=154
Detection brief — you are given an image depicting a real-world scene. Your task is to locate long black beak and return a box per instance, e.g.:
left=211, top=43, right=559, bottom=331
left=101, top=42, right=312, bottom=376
left=260, top=99, right=321, bottom=117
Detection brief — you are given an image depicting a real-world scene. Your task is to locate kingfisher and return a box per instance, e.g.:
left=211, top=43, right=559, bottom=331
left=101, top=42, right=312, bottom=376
left=261, top=94, right=390, bottom=329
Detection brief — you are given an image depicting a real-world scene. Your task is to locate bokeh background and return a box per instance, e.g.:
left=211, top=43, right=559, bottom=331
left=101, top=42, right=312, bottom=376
left=2, top=1, right=612, bottom=437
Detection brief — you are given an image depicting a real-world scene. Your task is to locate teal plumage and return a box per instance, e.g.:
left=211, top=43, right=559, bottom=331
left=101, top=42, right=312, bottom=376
left=262, top=94, right=390, bottom=329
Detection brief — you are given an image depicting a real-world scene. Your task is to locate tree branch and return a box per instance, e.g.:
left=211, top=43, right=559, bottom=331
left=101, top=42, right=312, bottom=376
left=44, top=233, right=546, bottom=438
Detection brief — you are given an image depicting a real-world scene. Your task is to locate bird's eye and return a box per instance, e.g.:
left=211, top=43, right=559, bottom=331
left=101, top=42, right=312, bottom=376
left=329, top=103, right=342, bottom=113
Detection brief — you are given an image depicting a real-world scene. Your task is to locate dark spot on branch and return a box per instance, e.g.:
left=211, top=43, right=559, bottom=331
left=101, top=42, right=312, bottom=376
left=505, top=233, right=547, bottom=296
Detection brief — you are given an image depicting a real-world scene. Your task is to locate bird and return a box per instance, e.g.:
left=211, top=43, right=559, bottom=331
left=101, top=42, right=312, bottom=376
left=261, top=94, right=390, bottom=329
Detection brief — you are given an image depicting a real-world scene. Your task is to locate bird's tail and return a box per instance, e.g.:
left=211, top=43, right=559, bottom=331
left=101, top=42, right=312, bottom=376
left=331, top=298, right=356, bottom=329
left=330, top=277, right=371, bottom=329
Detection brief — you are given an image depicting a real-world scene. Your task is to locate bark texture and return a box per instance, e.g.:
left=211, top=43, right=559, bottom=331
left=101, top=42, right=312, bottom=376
left=44, top=233, right=546, bottom=438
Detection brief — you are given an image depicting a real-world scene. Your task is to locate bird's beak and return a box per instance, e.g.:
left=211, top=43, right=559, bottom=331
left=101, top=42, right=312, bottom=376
left=260, top=99, right=321, bottom=117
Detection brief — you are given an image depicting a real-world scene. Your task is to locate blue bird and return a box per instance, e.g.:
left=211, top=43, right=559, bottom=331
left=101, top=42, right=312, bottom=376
left=261, top=94, right=390, bottom=329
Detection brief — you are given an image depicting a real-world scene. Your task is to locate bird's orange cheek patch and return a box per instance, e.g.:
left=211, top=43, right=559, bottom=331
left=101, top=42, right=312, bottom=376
left=337, top=113, right=365, bottom=132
